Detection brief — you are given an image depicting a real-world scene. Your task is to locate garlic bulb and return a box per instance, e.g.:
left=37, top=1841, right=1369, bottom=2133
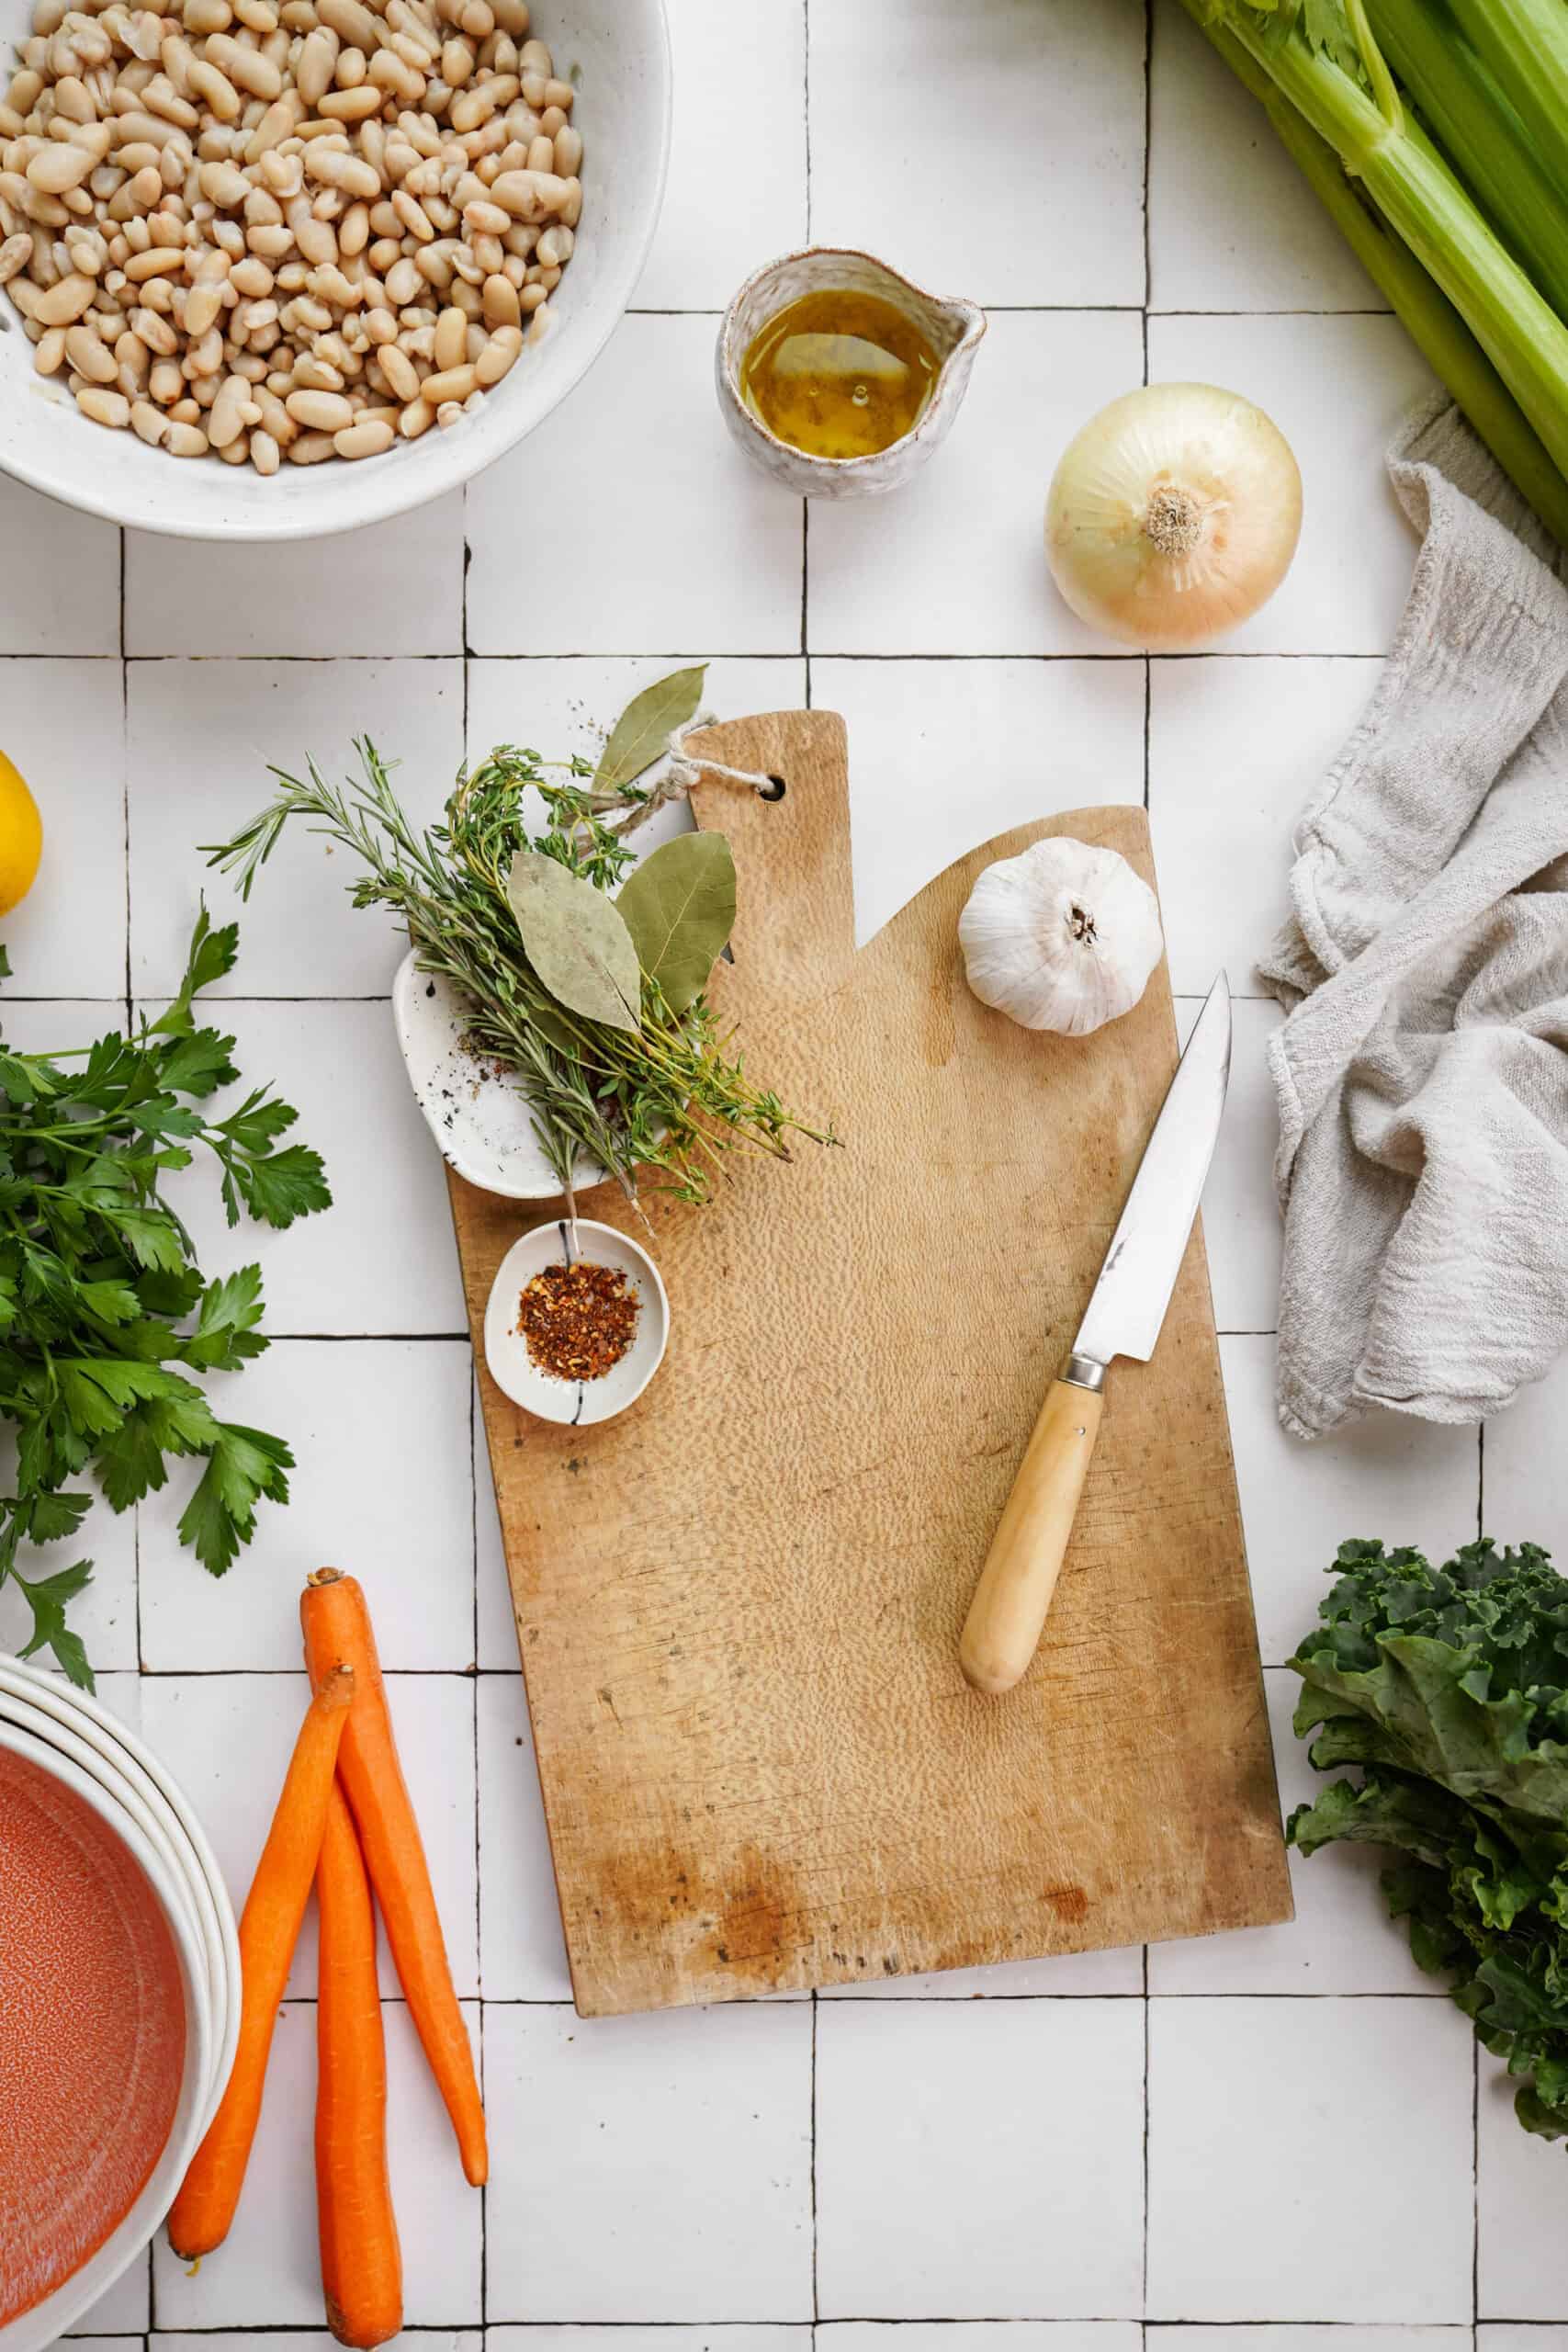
left=958, top=838, right=1163, bottom=1037
left=1045, top=381, right=1303, bottom=650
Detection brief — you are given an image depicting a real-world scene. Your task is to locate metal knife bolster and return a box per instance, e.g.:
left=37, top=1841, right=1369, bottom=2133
left=1063, top=1351, right=1108, bottom=1393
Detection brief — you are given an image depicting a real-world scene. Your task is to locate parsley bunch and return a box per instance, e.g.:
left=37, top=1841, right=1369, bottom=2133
left=0, top=908, right=330, bottom=1687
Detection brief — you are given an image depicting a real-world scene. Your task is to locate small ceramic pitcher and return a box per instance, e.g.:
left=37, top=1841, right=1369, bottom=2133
left=716, top=246, right=986, bottom=498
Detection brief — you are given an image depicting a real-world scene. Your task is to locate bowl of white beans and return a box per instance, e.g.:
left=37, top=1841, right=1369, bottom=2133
left=0, top=0, right=668, bottom=537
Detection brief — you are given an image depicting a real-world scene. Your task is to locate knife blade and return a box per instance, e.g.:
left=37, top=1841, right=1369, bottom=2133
left=959, top=972, right=1232, bottom=1696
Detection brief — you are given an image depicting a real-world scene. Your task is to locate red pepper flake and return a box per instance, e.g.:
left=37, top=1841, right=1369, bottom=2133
left=517, top=1260, right=639, bottom=1382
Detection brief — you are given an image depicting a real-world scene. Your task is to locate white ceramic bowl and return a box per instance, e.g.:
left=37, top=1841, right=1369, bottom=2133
left=0, top=1716, right=220, bottom=2352
left=484, top=1213, right=668, bottom=1424
left=0, top=1665, right=240, bottom=2079
left=0, top=0, right=671, bottom=540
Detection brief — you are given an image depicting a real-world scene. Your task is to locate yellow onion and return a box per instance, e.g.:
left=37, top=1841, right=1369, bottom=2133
left=1045, top=381, right=1303, bottom=650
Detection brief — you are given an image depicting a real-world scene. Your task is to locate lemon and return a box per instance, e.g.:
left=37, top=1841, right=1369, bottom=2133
left=0, top=751, right=42, bottom=917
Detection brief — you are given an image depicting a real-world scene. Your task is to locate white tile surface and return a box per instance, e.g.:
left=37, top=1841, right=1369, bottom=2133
left=1222, top=1332, right=1483, bottom=1664
left=467, top=654, right=808, bottom=766
left=466, top=316, right=804, bottom=656
left=808, top=311, right=1146, bottom=655
left=62, top=2256, right=151, bottom=2333
left=821, top=2334, right=1140, bottom=2352
left=6, top=9, right=1533, bottom=2335
left=1147, top=1999, right=1476, bottom=2320
left=1166, top=2336, right=1462, bottom=2352
left=812, top=656, right=1146, bottom=945
left=0, top=473, right=119, bottom=655
left=1180, top=994, right=1284, bottom=1337
left=0, top=662, right=126, bottom=996
left=475, top=1373, right=520, bottom=1669
left=1145, top=314, right=1435, bottom=654
left=809, top=0, right=1146, bottom=308
left=815, top=1999, right=1145, bottom=2317
left=1149, top=655, right=1382, bottom=997
left=1478, top=2064, right=1568, bottom=2318
left=160, top=2336, right=480, bottom=2352
left=138, top=1340, right=474, bottom=1670
left=146, top=998, right=463, bottom=1334
left=493, top=2333, right=804, bottom=2352
left=152, top=1999, right=484, bottom=2324
left=1147, top=0, right=1388, bottom=314
left=636, top=0, right=807, bottom=310
left=477, top=1668, right=571, bottom=2000
left=1148, top=1669, right=1435, bottom=1994
left=1483, top=1349, right=1568, bottom=1544
left=482, top=2001, right=814, bottom=2319
left=128, top=659, right=464, bottom=998
left=124, top=495, right=465, bottom=657
left=137, top=1671, right=478, bottom=1998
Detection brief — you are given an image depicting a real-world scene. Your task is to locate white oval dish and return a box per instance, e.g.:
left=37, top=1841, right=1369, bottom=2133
left=0, top=1718, right=219, bottom=2352
left=392, top=948, right=607, bottom=1202
left=484, top=1216, right=668, bottom=1425
left=0, top=0, right=671, bottom=541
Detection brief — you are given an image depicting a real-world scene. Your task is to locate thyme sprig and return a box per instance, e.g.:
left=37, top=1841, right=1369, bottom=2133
left=208, top=737, right=831, bottom=1207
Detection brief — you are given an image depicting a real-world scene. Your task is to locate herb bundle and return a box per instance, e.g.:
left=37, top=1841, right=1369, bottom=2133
left=209, top=669, right=831, bottom=1207
left=1291, top=1536, right=1568, bottom=2141
left=0, top=910, right=330, bottom=1686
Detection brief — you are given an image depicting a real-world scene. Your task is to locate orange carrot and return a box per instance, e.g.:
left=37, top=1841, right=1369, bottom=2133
left=316, top=1780, right=402, bottom=2349
left=301, top=1569, right=487, bottom=2186
left=168, top=1664, right=355, bottom=2259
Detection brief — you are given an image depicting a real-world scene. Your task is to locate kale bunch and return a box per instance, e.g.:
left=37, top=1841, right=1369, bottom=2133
left=1291, top=1537, right=1568, bottom=2141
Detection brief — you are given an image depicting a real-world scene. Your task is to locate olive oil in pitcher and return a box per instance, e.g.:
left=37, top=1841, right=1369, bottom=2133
left=739, top=288, right=939, bottom=461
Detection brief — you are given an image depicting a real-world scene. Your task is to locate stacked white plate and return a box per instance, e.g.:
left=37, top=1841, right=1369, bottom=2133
left=0, top=1654, right=241, bottom=2351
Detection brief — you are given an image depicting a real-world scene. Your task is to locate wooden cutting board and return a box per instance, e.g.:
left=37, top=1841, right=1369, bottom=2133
left=451, top=710, right=1292, bottom=2017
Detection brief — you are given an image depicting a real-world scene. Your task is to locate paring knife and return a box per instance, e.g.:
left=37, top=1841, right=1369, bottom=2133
left=959, top=971, right=1233, bottom=1696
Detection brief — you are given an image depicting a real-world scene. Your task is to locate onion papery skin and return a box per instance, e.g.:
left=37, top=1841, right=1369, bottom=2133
left=1045, top=380, right=1303, bottom=651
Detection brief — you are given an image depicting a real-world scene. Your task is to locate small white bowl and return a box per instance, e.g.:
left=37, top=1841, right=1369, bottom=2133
left=484, top=1216, right=668, bottom=1425
left=0, top=1719, right=219, bottom=2352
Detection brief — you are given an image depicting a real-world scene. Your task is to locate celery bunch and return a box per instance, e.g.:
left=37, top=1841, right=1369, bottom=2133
left=1182, top=0, right=1568, bottom=547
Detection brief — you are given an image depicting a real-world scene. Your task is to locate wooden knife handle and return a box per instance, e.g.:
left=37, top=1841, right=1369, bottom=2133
left=959, top=1373, right=1105, bottom=1695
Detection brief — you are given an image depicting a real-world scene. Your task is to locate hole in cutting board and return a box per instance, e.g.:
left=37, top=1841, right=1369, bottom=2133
left=759, top=774, right=787, bottom=801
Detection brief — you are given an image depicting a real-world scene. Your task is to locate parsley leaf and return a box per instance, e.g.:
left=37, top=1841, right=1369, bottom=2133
left=0, top=905, right=329, bottom=1686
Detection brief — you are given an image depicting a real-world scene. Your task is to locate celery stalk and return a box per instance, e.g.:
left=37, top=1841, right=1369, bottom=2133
left=1176, top=0, right=1568, bottom=547
left=1441, top=0, right=1568, bottom=210
left=1205, top=3, right=1568, bottom=487
left=1366, top=0, right=1568, bottom=322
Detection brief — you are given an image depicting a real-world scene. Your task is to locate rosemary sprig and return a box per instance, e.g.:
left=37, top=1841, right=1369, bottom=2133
left=207, top=738, right=832, bottom=1208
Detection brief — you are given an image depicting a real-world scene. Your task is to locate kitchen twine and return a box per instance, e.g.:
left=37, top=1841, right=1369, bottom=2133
left=604, top=716, right=783, bottom=830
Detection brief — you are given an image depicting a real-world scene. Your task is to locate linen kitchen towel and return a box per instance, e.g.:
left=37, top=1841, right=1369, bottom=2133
left=1259, top=393, right=1568, bottom=1437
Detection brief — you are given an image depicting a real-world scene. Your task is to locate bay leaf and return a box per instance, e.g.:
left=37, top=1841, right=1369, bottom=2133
left=591, top=663, right=707, bottom=796
left=615, top=831, right=737, bottom=1015
left=506, top=851, right=642, bottom=1035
